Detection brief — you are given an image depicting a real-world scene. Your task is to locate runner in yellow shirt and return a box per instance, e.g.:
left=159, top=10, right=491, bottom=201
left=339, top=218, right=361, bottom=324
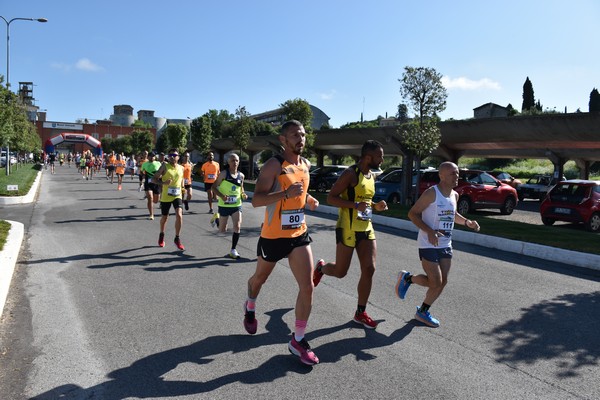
left=152, top=148, right=186, bottom=250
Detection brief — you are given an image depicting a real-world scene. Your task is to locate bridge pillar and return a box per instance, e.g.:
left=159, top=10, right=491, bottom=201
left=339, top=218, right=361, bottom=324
left=574, top=159, right=590, bottom=179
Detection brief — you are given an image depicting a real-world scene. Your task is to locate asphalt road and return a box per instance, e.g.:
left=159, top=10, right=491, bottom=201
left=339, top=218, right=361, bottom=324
left=1, top=166, right=599, bottom=400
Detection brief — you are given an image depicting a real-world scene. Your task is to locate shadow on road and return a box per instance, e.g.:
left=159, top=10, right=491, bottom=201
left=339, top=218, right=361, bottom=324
left=29, top=308, right=416, bottom=399
left=481, top=291, right=600, bottom=378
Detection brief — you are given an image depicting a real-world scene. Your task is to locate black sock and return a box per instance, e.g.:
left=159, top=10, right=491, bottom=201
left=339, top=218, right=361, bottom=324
left=356, top=305, right=366, bottom=314
left=419, top=303, right=430, bottom=313
left=405, top=274, right=412, bottom=283
left=232, top=232, right=240, bottom=249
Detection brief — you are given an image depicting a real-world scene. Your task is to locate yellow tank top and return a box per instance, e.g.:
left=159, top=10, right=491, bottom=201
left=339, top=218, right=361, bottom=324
left=261, top=155, right=310, bottom=239
left=161, top=163, right=184, bottom=202
left=336, top=165, right=375, bottom=232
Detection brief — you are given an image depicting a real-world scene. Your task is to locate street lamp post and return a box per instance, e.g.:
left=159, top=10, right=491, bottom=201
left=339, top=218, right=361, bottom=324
left=1, top=16, right=47, bottom=176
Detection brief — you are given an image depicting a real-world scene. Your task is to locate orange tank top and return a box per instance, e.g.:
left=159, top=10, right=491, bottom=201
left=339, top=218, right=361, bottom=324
left=260, top=155, right=310, bottom=239
left=183, top=163, right=192, bottom=184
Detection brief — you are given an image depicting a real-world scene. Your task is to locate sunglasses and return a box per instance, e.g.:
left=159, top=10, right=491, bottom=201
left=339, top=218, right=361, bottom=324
left=169, top=153, right=179, bottom=158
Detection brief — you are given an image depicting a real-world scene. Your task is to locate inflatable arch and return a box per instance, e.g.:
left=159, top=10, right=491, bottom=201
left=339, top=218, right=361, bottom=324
left=44, top=133, right=103, bottom=156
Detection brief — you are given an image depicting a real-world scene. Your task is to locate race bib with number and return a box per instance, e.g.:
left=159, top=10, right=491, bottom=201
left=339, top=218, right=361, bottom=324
left=436, top=216, right=454, bottom=237
left=167, top=186, right=181, bottom=196
left=225, top=196, right=237, bottom=204
left=281, top=209, right=305, bottom=230
left=357, top=206, right=372, bottom=221
left=184, top=178, right=190, bottom=185
left=207, top=174, right=216, bottom=180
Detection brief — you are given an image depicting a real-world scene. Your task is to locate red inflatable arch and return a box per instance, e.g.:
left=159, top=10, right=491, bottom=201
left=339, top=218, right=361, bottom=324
left=44, top=133, right=103, bottom=156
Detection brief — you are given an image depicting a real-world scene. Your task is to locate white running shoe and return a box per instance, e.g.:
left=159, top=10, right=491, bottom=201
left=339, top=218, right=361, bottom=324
left=229, top=249, right=240, bottom=259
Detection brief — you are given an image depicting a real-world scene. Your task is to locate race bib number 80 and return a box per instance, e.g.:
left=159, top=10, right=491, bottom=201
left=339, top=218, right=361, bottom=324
left=281, top=209, right=305, bottom=230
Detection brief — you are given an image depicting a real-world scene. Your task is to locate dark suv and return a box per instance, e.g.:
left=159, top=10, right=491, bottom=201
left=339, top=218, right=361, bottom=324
left=309, top=165, right=347, bottom=192
left=540, top=180, right=600, bottom=232
left=419, top=169, right=518, bottom=215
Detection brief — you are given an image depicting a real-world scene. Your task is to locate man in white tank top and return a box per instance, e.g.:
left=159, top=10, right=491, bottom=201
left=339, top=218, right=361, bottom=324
left=395, top=162, right=480, bottom=327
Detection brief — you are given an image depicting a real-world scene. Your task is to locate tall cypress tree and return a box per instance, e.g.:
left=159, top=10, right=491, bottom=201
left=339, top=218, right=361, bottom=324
left=522, top=77, right=535, bottom=112
left=589, top=88, right=600, bottom=112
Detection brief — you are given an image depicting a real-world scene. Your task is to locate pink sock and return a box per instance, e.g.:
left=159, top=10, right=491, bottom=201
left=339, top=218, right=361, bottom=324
left=294, top=320, right=307, bottom=341
left=246, top=298, right=256, bottom=311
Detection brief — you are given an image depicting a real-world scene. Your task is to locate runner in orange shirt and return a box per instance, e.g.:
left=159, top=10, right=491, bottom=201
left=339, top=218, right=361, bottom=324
left=181, top=153, right=194, bottom=211
left=115, top=153, right=127, bottom=190
left=107, top=151, right=117, bottom=183
left=201, top=152, right=220, bottom=214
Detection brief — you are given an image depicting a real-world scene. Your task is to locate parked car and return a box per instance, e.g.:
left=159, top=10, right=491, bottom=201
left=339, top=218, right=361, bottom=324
left=418, top=169, right=441, bottom=195
left=454, top=170, right=519, bottom=215
left=419, top=169, right=519, bottom=215
left=489, top=171, right=522, bottom=189
left=517, top=175, right=554, bottom=201
left=0, top=151, right=17, bottom=167
left=376, top=166, right=403, bottom=181
left=540, top=180, right=600, bottom=232
left=374, top=169, right=419, bottom=203
left=239, top=160, right=260, bottom=180
left=309, top=165, right=347, bottom=192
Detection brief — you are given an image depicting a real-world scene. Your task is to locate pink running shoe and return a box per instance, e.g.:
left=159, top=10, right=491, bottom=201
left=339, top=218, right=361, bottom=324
left=243, top=301, right=257, bottom=335
left=288, top=335, right=319, bottom=365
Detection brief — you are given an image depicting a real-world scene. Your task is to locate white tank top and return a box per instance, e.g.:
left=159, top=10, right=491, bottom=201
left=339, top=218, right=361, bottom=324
left=417, top=185, right=457, bottom=249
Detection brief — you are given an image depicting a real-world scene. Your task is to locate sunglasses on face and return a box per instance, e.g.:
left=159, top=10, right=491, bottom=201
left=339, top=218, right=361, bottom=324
left=169, top=154, right=179, bottom=158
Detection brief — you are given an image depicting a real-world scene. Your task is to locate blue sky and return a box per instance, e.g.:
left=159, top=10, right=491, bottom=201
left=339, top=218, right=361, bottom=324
left=2, top=0, right=599, bottom=127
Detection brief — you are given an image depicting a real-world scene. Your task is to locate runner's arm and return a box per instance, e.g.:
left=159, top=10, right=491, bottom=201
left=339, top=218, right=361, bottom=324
left=251, top=158, right=287, bottom=207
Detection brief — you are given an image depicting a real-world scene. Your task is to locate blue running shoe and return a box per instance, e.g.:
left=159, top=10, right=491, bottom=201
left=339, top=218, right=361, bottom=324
left=414, top=306, right=440, bottom=328
left=395, top=270, right=411, bottom=299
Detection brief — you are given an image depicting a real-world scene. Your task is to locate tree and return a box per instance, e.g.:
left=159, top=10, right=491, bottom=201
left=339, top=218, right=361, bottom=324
left=130, top=129, right=154, bottom=155
left=164, top=123, right=189, bottom=153
left=399, top=66, right=447, bottom=126
left=280, top=98, right=313, bottom=130
left=396, top=103, right=409, bottom=123
left=398, top=66, right=446, bottom=203
left=190, top=115, right=213, bottom=155
left=232, top=106, right=252, bottom=152
left=101, top=137, right=114, bottom=153
left=589, top=88, right=600, bottom=112
left=155, top=133, right=169, bottom=154
left=204, top=109, right=235, bottom=139
left=522, top=77, right=535, bottom=112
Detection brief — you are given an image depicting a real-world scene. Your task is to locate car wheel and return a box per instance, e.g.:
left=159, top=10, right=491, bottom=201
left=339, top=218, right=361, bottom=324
left=316, top=180, right=328, bottom=193
left=388, top=193, right=400, bottom=204
left=585, top=212, right=600, bottom=232
left=542, top=217, right=555, bottom=226
left=457, top=197, right=471, bottom=215
left=500, top=197, right=516, bottom=215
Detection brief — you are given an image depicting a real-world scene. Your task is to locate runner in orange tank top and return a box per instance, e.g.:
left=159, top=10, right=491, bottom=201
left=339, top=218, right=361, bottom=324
left=244, top=120, right=321, bottom=366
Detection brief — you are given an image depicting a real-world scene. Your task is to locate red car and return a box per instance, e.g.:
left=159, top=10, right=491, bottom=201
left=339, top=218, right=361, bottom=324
left=540, top=180, right=600, bottom=232
left=419, top=169, right=518, bottom=215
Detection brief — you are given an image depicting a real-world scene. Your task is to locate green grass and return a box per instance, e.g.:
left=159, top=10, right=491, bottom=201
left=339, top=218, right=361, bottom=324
left=0, top=164, right=41, bottom=196
left=0, top=220, right=10, bottom=251
left=305, top=191, right=600, bottom=256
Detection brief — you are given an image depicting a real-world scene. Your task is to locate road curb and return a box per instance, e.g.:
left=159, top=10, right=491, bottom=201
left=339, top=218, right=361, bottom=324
left=0, top=169, right=43, bottom=205
left=193, top=180, right=600, bottom=272
left=0, top=220, right=24, bottom=317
